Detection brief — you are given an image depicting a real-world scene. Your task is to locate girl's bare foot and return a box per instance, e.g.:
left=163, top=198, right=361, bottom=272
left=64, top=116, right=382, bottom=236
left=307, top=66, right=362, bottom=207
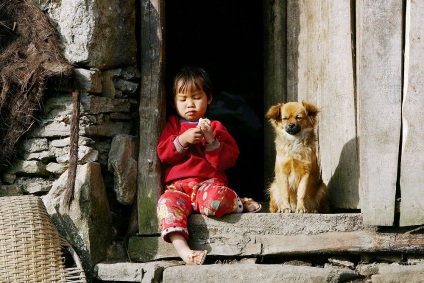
left=169, top=232, right=207, bottom=265
left=186, top=250, right=208, bottom=265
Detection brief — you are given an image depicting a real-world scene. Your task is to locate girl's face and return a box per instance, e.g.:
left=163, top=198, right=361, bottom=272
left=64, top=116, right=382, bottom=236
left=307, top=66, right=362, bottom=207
left=174, top=81, right=212, bottom=121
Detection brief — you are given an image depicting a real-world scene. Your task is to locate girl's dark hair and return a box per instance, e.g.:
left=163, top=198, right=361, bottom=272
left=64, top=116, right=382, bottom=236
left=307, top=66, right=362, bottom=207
left=172, top=66, right=213, bottom=99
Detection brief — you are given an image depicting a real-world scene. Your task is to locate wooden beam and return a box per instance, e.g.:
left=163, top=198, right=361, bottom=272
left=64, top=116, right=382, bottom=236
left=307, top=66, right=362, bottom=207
left=137, top=0, right=166, bottom=234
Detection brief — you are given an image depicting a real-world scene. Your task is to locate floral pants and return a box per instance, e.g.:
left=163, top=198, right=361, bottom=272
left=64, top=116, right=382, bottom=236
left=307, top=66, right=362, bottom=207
left=157, top=177, right=243, bottom=242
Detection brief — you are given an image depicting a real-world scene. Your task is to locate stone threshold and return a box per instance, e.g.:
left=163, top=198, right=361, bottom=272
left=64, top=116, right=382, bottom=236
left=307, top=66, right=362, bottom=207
left=127, top=213, right=424, bottom=262
left=96, top=213, right=424, bottom=282
left=95, top=257, right=424, bottom=283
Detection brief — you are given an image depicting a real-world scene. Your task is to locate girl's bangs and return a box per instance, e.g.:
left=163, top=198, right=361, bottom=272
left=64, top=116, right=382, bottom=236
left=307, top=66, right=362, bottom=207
left=177, top=78, right=201, bottom=94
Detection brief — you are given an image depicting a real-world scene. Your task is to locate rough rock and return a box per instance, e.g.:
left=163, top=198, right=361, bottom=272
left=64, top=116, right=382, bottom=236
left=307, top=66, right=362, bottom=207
left=80, top=94, right=132, bottom=114
left=42, top=162, right=113, bottom=280
left=6, top=160, right=49, bottom=176
left=372, top=263, right=424, bottom=283
left=16, top=177, right=52, bottom=194
left=82, top=121, right=133, bottom=137
left=20, top=138, right=49, bottom=152
left=46, top=162, right=67, bottom=175
left=55, top=145, right=99, bottom=165
left=0, top=185, right=22, bottom=196
left=108, top=134, right=137, bottom=205
left=40, top=0, right=137, bottom=69
left=75, top=68, right=102, bottom=94
left=50, top=136, right=95, bottom=148
left=95, top=262, right=179, bottom=283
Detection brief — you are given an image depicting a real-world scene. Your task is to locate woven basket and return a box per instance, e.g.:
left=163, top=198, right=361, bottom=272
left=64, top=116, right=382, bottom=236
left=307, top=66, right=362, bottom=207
left=0, top=195, right=86, bottom=282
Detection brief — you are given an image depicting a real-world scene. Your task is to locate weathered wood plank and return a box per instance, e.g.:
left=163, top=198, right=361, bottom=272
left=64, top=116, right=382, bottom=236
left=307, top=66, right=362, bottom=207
left=264, top=0, right=288, bottom=186
left=260, top=230, right=424, bottom=255
left=286, top=1, right=359, bottom=209
left=356, top=0, right=402, bottom=225
left=400, top=0, right=424, bottom=226
left=137, top=0, right=166, bottom=234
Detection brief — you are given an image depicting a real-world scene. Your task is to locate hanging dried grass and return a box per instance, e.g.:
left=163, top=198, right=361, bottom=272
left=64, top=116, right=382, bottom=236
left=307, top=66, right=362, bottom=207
left=0, top=0, right=73, bottom=172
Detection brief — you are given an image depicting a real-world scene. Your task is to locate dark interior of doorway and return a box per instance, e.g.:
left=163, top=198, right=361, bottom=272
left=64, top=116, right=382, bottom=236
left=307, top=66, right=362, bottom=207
left=166, top=1, right=265, bottom=201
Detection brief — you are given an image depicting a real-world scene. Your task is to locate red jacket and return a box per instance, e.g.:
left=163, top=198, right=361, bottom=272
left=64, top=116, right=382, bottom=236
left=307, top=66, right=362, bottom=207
left=157, top=116, right=239, bottom=184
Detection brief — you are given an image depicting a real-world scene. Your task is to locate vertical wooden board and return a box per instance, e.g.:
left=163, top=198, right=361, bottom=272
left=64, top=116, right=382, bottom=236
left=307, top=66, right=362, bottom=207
left=264, top=0, right=287, bottom=188
left=291, top=0, right=325, bottom=103
left=286, top=1, right=359, bottom=209
left=286, top=0, right=300, bottom=102
left=320, top=1, right=359, bottom=209
left=138, top=0, right=166, bottom=234
left=400, top=0, right=424, bottom=226
left=356, top=0, right=402, bottom=225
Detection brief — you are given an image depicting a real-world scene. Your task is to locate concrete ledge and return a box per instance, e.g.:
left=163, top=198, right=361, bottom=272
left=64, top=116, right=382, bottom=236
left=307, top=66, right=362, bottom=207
left=372, top=263, right=424, bottom=283
left=94, top=261, right=181, bottom=282
left=186, top=212, right=365, bottom=236
left=162, top=264, right=360, bottom=283
left=95, top=261, right=424, bottom=282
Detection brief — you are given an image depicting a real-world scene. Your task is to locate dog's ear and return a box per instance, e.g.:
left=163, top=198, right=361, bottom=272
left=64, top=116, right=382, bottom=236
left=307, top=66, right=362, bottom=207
left=302, top=101, right=319, bottom=125
left=266, top=103, right=283, bottom=121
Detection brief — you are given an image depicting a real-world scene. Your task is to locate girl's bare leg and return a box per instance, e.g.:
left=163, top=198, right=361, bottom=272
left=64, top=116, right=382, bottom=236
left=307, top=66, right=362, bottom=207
left=169, top=232, right=192, bottom=262
left=169, top=232, right=207, bottom=265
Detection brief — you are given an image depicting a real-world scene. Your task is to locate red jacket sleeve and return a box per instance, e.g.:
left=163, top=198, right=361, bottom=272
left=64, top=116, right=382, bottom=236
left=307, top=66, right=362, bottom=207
left=157, top=117, right=186, bottom=165
left=204, top=121, right=239, bottom=171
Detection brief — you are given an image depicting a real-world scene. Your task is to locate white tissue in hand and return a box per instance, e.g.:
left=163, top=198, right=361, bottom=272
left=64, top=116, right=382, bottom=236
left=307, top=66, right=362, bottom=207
left=199, top=118, right=210, bottom=127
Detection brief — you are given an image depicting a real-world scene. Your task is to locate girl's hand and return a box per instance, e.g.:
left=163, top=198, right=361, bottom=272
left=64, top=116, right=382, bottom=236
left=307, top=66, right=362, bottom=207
left=198, top=118, right=215, bottom=144
left=179, top=128, right=204, bottom=146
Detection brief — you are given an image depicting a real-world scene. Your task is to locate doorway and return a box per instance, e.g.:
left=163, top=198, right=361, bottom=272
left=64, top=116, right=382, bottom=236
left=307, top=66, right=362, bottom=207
left=165, top=1, right=265, bottom=201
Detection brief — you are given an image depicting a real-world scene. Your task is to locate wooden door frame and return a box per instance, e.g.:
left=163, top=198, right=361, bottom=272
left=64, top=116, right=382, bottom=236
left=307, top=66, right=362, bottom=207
left=137, top=0, right=166, bottom=234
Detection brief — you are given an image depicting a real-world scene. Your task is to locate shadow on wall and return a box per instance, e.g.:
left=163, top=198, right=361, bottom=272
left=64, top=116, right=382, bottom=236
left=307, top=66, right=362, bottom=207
left=327, top=138, right=360, bottom=211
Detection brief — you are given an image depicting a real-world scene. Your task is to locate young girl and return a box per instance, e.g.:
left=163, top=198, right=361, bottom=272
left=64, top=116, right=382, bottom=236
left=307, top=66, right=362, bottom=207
left=156, top=66, right=261, bottom=265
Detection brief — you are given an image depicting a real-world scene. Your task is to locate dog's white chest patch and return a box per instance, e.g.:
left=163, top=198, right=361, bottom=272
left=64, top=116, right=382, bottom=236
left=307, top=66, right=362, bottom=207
left=278, top=140, right=312, bottom=163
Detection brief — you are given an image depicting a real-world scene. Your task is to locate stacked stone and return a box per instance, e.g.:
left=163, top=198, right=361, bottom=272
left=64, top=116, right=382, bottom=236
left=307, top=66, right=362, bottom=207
left=1, top=66, right=139, bottom=196
left=0, top=0, right=138, bottom=280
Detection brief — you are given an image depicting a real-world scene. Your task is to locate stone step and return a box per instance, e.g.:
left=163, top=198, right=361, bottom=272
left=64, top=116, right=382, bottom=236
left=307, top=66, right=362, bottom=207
left=95, top=261, right=424, bottom=283
left=128, top=213, right=424, bottom=262
left=96, top=213, right=424, bottom=282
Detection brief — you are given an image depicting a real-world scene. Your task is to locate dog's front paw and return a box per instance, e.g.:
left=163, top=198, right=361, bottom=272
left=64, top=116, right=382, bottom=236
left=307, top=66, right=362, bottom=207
left=296, top=204, right=308, bottom=213
left=277, top=205, right=292, bottom=213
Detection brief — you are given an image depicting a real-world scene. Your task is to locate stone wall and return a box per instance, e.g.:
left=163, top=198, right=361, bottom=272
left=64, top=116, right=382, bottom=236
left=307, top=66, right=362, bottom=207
left=0, top=0, right=138, bottom=280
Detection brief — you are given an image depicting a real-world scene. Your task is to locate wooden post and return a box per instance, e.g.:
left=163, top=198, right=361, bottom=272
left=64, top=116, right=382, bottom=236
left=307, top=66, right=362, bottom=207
left=286, top=0, right=358, bottom=209
left=400, top=0, right=424, bottom=226
left=356, top=0, right=402, bottom=225
left=264, top=0, right=288, bottom=188
left=137, top=0, right=165, bottom=234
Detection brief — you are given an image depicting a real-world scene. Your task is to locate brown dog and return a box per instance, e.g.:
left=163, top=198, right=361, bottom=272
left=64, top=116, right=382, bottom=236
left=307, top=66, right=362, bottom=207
left=266, top=101, right=329, bottom=213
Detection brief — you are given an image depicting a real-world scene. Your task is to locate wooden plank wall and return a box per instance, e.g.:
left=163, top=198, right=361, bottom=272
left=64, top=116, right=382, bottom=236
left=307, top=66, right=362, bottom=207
left=400, top=0, right=424, bottom=226
left=285, top=0, right=358, bottom=209
left=356, top=0, right=402, bottom=226
left=137, top=0, right=165, bottom=234
left=136, top=0, right=424, bottom=230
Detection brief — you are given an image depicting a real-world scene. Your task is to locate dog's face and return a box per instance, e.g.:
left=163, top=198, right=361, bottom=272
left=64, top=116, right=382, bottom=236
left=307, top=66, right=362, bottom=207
left=266, top=101, right=319, bottom=136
